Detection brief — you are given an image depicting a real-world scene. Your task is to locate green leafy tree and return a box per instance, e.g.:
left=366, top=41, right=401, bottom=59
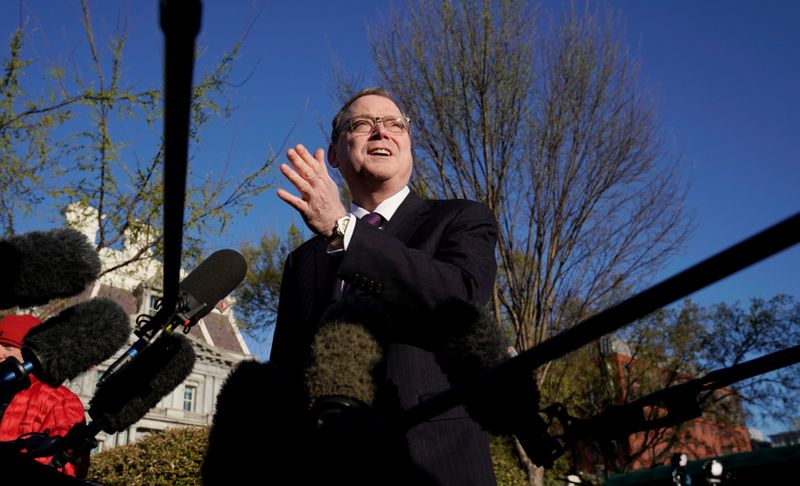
left=543, top=301, right=706, bottom=475
left=0, top=28, right=68, bottom=235
left=698, top=295, right=800, bottom=426
left=544, top=296, right=799, bottom=477
left=1, top=1, right=276, bottom=275
left=235, top=222, right=305, bottom=338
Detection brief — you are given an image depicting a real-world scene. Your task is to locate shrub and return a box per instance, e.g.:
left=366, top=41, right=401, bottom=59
left=87, top=426, right=208, bottom=486
left=491, top=434, right=527, bottom=485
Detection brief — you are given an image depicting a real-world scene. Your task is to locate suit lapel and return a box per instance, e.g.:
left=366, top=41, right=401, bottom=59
left=383, top=191, right=430, bottom=244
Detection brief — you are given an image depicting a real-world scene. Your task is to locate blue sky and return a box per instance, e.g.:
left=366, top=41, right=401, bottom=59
left=4, top=1, right=798, bottom=401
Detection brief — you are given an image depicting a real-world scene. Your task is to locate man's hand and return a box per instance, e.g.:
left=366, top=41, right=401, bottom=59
left=277, top=144, right=347, bottom=237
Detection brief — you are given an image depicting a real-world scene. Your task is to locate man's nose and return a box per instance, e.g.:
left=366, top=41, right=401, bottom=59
left=369, top=120, right=390, bottom=138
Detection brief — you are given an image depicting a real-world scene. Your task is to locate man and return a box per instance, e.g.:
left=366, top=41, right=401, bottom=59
left=0, top=314, right=88, bottom=478
left=271, top=87, right=498, bottom=484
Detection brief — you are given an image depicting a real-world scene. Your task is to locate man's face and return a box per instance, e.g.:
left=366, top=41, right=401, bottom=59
left=329, top=95, right=413, bottom=197
left=0, top=343, right=23, bottom=362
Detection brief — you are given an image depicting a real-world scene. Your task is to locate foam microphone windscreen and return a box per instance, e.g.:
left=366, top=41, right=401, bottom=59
left=23, top=298, right=130, bottom=386
left=305, top=295, right=389, bottom=410
left=431, top=299, right=540, bottom=436
left=432, top=299, right=509, bottom=379
left=179, top=249, right=247, bottom=319
left=203, top=360, right=305, bottom=485
left=89, top=332, right=195, bottom=433
left=0, top=228, right=101, bottom=309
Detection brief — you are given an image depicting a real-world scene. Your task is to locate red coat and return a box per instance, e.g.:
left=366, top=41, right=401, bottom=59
left=0, top=375, right=89, bottom=478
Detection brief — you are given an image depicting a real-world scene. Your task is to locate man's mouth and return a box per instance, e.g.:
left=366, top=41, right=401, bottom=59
left=368, top=148, right=392, bottom=157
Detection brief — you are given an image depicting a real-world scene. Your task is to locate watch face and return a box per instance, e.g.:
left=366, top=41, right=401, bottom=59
left=338, top=217, right=349, bottom=235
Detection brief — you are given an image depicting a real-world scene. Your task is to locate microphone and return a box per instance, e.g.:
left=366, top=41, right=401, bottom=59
left=304, top=295, right=389, bottom=430
left=302, top=296, right=412, bottom=482
left=99, top=249, right=246, bottom=383
left=0, top=228, right=101, bottom=310
left=203, top=360, right=305, bottom=485
left=428, top=299, right=559, bottom=466
left=176, top=249, right=248, bottom=325
left=89, top=332, right=195, bottom=430
left=49, top=333, right=196, bottom=468
left=205, top=296, right=400, bottom=486
left=430, top=299, right=540, bottom=435
left=1, top=298, right=130, bottom=391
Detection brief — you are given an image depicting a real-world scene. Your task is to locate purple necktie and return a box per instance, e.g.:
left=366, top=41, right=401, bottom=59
left=361, top=212, right=384, bottom=228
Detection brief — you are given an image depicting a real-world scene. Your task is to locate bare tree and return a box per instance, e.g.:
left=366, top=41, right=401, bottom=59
left=366, top=0, right=690, bottom=483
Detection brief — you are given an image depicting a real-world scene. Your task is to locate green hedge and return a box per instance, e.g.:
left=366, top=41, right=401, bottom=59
left=89, top=426, right=528, bottom=485
left=88, top=426, right=208, bottom=486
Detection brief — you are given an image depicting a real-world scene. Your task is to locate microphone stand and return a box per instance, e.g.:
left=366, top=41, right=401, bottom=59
left=548, top=342, right=800, bottom=444
left=380, top=212, right=800, bottom=464
left=98, top=0, right=202, bottom=385
left=159, top=0, right=201, bottom=317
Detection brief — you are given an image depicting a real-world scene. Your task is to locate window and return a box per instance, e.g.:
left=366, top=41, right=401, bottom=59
left=148, top=295, right=161, bottom=314
left=183, top=385, right=196, bottom=412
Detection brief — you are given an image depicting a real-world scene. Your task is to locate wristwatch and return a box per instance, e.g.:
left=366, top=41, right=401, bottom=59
left=328, top=214, right=350, bottom=250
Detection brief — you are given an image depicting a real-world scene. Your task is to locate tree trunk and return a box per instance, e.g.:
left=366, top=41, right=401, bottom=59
left=514, top=436, right=544, bottom=486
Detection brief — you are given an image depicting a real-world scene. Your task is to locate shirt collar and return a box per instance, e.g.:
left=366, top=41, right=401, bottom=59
left=350, top=186, right=410, bottom=222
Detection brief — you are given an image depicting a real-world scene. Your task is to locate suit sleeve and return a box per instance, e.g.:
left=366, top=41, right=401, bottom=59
left=269, top=252, right=297, bottom=369
left=337, top=201, right=497, bottom=312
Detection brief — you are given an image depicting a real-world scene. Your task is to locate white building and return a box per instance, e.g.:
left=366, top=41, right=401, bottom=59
left=61, top=204, right=251, bottom=451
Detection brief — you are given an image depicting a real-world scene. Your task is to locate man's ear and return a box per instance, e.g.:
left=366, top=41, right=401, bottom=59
left=327, top=143, right=339, bottom=168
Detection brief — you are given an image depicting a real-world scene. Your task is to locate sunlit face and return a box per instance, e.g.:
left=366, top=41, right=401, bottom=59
left=0, top=343, right=23, bottom=363
left=328, top=95, right=413, bottom=199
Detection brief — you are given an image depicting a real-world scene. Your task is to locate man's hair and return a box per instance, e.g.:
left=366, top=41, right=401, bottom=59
left=330, top=87, right=407, bottom=144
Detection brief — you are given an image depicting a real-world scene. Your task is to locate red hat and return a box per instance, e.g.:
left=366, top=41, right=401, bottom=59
left=0, top=314, right=42, bottom=348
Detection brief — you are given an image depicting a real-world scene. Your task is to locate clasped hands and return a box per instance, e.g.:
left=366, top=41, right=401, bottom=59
left=277, top=144, right=347, bottom=238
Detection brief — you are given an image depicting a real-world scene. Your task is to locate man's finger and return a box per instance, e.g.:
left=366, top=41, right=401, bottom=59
left=280, top=163, right=315, bottom=194
left=294, top=144, right=328, bottom=175
left=313, top=147, right=326, bottom=170
left=286, top=147, right=316, bottom=179
left=277, top=188, right=309, bottom=213
left=289, top=144, right=325, bottom=177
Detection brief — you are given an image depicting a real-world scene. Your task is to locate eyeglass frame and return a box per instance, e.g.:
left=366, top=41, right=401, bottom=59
left=335, top=115, right=411, bottom=140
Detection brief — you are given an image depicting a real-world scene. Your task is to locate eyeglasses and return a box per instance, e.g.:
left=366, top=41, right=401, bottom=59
left=339, top=115, right=411, bottom=136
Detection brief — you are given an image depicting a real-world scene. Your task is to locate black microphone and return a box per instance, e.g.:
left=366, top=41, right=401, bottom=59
left=176, top=248, right=248, bottom=325
left=99, top=249, right=246, bottom=383
left=89, top=332, right=195, bottom=430
left=430, top=299, right=540, bottom=434
left=203, top=360, right=305, bottom=485
left=49, top=333, right=196, bottom=469
left=0, top=228, right=101, bottom=310
left=428, top=299, right=558, bottom=466
left=0, top=298, right=130, bottom=391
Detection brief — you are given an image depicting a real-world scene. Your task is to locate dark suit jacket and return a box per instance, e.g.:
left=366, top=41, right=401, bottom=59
left=270, top=191, right=498, bottom=485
